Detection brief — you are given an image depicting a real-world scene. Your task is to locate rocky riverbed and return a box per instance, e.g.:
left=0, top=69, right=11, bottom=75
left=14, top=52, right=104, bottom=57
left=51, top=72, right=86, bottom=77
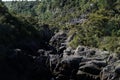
left=0, top=30, right=120, bottom=80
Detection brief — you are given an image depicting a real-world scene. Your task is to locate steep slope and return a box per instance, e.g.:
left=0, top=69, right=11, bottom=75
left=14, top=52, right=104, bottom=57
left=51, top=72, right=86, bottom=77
left=4, top=0, right=120, bottom=52
left=1, top=1, right=120, bottom=80
left=0, top=2, right=54, bottom=80
left=0, top=1, right=53, bottom=54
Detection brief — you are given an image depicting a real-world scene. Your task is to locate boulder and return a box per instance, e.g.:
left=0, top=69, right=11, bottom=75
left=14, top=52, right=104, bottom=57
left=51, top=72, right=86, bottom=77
left=100, top=60, right=120, bottom=80
left=74, top=46, right=96, bottom=57
left=79, top=63, right=101, bottom=75
left=74, top=46, right=85, bottom=54
left=54, top=56, right=83, bottom=80
left=100, top=65, right=115, bottom=80
left=63, top=47, right=74, bottom=58
left=86, top=50, right=96, bottom=57
left=92, top=60, right=107, bottom=68
left=76, top=70, right=100, bottom=80
left=49, top=54, right=60, bottom=71
left=50, top=31, right=67, bottom=49
left=115, top=65, right=120, bottom=74
left=58, top=46, right=66, bottom=54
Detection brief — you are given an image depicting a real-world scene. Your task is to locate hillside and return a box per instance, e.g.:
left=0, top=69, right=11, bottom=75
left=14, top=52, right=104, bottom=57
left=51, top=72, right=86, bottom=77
left=0, top=1, right=53, bottom=54
left=4, top=0, right=120, bottom=52
left=1, top=1, right=120, bottom=80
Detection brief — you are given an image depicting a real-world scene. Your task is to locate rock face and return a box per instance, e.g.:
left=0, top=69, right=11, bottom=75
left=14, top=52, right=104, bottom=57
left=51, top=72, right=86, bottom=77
left=49, top=31, right=120, bottom=80
left=0, top=49, right=52, bottom=80
left=1, top=31, right=120, bottom=80
left=50, top=30, right=67, bottom=50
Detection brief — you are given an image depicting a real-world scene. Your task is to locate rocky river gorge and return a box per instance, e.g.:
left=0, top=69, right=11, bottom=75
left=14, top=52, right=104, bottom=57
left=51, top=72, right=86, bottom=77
left=0, top=30, right=120, bottom=80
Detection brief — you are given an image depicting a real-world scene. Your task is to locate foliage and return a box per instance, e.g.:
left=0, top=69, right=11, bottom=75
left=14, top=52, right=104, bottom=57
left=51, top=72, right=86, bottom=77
left=0, top=2, right=54, bottom=49
left=3, top=0, right=120, bottom=52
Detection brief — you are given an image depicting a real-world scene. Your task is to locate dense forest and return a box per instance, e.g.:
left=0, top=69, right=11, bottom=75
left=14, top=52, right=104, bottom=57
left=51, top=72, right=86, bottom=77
left=0, top=0, right=120, bottom=80
left=0, top=1, right=54, bottom=52
left=4, top=0, right=120, bottom=52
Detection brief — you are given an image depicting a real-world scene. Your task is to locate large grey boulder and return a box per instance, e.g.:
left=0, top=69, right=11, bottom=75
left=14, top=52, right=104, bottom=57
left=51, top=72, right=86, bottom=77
left=74, top=46, right=86, bottom=54
left=54, top=56, right=83, bottom=80
left=50, top=31, right=67, bottom=49
left=79, top=63, right=101, bottom=75
left=100, top=60, right=120, bottom=80
left=92, top=60, right=107, bottom=68
left=62, top=47, right=74, bottom=58
left=74, top=45, right=97, bottom=57
left=76, top=70, right=100, bottom=80
left=115, top=65, right=120, bottom=74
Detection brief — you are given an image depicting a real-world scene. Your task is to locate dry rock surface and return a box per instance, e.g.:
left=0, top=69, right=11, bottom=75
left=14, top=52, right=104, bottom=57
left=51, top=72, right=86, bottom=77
left=1, top=31, right=120, bottom=80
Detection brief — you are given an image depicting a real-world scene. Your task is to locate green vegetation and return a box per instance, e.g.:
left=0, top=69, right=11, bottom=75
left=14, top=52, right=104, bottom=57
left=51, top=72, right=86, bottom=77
left=0, top=1, right=53, bottom=50
left=2, top=0, right=120, bottom=52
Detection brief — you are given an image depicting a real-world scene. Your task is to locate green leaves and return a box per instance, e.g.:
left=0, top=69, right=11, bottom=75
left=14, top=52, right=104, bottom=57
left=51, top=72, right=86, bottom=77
left=3, top=0, right=120, bottom=52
